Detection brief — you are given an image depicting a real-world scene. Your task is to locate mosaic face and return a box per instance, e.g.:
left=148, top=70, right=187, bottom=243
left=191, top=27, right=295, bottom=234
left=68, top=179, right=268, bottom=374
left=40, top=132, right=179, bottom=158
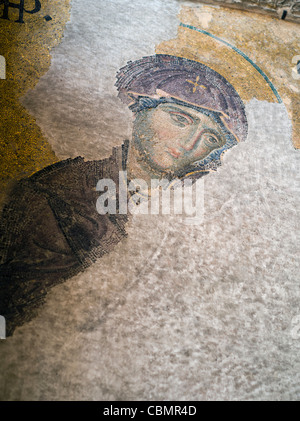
left=116, top=55, right=249, bottom=177
left=133, top=102, right=228, bottom=174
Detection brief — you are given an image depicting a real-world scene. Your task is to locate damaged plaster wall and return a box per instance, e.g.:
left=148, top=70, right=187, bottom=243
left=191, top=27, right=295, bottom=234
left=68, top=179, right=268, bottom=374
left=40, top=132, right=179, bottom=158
left=1, top=0, right=299, bottom=401
left=184, top=0, right=300, bottom=22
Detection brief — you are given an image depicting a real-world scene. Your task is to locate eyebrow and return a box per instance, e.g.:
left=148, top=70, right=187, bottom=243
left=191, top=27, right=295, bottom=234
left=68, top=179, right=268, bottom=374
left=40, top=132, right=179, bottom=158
left=160, top=104, right=200, bottom=121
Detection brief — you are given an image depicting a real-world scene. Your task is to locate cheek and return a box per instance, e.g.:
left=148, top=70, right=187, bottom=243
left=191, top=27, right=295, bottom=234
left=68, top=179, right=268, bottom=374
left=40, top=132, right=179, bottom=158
left=151, top=114, right=187, bottom=141
left=193, top=146, right=211, bottom=159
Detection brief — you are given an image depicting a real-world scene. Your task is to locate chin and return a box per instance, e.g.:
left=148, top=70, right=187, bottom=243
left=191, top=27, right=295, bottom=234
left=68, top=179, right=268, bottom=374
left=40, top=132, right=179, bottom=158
left=152, top=159, right=180, bottom=173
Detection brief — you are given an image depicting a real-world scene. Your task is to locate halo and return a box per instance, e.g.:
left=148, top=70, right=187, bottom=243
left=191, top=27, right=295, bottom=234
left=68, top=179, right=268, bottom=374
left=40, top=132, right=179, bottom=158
left=156, top=22, right=282, bottom=105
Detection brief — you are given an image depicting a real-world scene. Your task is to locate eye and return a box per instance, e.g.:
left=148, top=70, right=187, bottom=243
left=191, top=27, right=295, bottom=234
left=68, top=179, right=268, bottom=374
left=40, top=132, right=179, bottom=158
left=169, top=112, right=193, bottom=127
left=202, top=133, right=222, bottom=148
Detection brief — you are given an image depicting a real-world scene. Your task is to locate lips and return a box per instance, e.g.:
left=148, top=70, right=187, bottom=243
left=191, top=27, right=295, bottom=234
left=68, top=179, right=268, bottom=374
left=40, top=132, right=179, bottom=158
left=168, top=148, right=182, bottom=158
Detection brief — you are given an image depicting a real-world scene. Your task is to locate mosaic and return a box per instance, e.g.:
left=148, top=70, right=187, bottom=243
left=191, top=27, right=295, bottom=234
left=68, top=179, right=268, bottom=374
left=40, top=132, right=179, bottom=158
left=0, top=7, right=296, bottom=337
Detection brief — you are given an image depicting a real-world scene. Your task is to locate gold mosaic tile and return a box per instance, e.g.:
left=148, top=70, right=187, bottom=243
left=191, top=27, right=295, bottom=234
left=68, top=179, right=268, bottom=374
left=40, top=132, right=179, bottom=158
left=0, top=0, right=71, bottom=205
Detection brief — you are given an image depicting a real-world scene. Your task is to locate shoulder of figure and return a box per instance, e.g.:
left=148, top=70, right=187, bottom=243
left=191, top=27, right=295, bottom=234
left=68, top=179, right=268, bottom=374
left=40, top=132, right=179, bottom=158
left=27, top=142, right=127, bottom=190
left=0, top=143, right=127, bottom=224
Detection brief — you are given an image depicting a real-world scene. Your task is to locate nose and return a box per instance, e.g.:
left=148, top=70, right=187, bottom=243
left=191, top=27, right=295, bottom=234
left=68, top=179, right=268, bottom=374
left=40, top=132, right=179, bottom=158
left=180, top=125, right=203, bottom=152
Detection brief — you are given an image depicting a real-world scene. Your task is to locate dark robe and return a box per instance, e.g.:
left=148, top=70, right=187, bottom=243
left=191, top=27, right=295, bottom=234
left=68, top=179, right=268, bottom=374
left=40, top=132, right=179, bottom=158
left=0, top=142, right=129, bottom=336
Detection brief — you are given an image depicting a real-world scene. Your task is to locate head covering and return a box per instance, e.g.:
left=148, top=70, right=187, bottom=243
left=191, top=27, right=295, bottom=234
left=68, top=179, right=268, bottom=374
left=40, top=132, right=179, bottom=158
left=116, top=54, right=248, bottom=175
